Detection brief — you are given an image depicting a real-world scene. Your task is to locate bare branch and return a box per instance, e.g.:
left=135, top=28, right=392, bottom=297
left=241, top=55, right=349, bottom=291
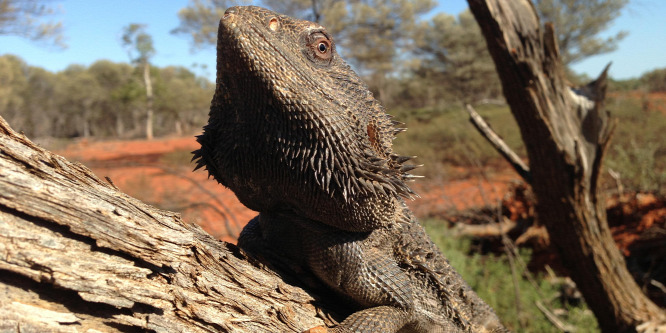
left=453, top=218, right=517, bottom=238
left=465, top=104, right=531, bottom=183
left=535, top=300, right=576, bottom=332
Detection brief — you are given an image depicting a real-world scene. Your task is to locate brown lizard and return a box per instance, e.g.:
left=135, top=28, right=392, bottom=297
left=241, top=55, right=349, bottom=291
left=194, top=6, right=508, bottom=332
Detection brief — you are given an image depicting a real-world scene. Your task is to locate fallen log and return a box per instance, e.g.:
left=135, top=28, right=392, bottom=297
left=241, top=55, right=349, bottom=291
left=0, top=115, right=324, bottom=332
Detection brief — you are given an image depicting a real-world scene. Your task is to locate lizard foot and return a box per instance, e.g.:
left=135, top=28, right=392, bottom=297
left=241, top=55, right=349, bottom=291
left=303, top=326, right=328, bottom=333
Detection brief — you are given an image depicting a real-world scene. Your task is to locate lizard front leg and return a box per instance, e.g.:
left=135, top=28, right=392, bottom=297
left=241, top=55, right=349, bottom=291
left=239, top=215, right=415, bottom=332
left=306, top=306, right=409, bottom=333
left=302, top=227, right=416, bottom=333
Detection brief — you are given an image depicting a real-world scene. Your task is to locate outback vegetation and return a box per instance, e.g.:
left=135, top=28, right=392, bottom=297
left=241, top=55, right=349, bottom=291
left=0, top=55, right=212, bottom=140
left=0, top=0, right=665, bottom=332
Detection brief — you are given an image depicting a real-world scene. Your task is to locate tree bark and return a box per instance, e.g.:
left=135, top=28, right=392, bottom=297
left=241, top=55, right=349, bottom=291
left=0, top=115, right=325, bottom=332
left=144, top=62, right=154, bottom=140
left=466, top=1, right=666, bottom=332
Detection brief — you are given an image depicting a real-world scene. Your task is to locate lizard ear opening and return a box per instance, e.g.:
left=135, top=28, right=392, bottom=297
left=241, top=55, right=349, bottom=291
left=268, top=17, right=280, bottom=31
left=367, top=123, right=379, bottom=149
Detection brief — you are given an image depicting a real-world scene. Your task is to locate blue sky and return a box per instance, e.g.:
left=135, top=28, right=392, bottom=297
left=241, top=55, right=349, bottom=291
left=2, top=0, right=665, bottom=81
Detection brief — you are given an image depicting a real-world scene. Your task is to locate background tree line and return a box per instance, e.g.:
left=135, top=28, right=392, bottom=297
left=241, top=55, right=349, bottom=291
left=2, top=0, right=665, bottom=141
left=0, top=54, right=213, bottom=139
left=1, top=52, right=663, bottom=141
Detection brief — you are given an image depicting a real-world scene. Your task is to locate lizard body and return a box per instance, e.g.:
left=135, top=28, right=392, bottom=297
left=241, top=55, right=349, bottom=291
left=194, top=6, right=507, bottom=332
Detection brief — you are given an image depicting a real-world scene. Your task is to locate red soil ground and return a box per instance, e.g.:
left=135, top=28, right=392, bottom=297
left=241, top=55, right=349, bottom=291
left=55, top=136, right=255, bottom=243
left=54, top=135, right=519, bottom=243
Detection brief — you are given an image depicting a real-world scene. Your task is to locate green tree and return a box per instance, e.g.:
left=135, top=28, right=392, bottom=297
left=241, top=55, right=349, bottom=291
left=414, top=10, right=501, bottom=104
left=54, top=65, right=104, bottom=138
left=171, top=0, right=241, bottom=50
left=0, top=54, right=214, bottom=139
left=640, top=68, right=666, bottom=92
left=268, top=0, right=435, bottom=103
left=21, top=66, right=58, bottom=137
left=88, top=60, right=139, bottom=137
left=0, top=0, right=65, bottom=47
left=121, top=23, right=156, bottom=140
left=0, top=55, right=28, bottom=130
left=262, top=0, right=325, bottom=22
left=534, top=0, right=629, bottom=65
left=154, top=66, right=213, bottom=136
left=321, top=0, right=434, bottom=102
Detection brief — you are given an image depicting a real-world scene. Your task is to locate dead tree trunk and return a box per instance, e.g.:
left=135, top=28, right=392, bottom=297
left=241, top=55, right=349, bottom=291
left=0, top=115, right=325, bottom=332
left=466, top=0, right=666, bottom=332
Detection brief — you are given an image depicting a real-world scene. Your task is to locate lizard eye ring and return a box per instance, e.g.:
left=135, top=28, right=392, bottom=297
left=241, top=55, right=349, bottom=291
left=318, top=42, right=328, bottom=53
left=308, top=33, right=333, bottom=61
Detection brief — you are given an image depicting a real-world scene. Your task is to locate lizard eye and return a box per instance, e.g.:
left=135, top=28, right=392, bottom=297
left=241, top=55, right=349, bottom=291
left=317, top=41, right=328, bottom=53
left=307, top=32, right=333, bottom=61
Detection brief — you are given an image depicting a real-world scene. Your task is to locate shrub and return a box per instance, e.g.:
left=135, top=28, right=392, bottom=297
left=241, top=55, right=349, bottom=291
left=424, top=219, right=599, bottom=332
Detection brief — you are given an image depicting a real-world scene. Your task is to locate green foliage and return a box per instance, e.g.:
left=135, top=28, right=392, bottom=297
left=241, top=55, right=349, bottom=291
left=604, top=94, right=666, bottom=193
left=54, top=64, right=104, bottom=137
left=0, top=54, right=213, bottom=139
left=172, top=0, right=241, bottom=50
left=639, top=68, right=666, bottom=92
left=607, top=140, right=666, bottom=193
left=0, top=0, right=65, bottom=48
left=120, top=23, right=157, bottom=140
left=423, top=219, right=600, bottom=332
left=170, top=0, right=628, bottom=105
left=121, top=23, right=155, bottom=65
left=321, top=0, right=435, bottom=75
left=174, top=0, right=434, bottom=73
left=534, top=0, right=629, bottom=65
left=391, top=103, right=524, bottom=179
left=261, top=0, right=322, bottom=21
left=388, top=88, right=666, bottom=194
left=153, top=66, right=213, bottom=137
left=0, top=55, right=28, bottom=128
left=413, top=10, right=501, bottom=104
left=609, top=77, right=642, bottom=92
left=173, top=0, right=435, bottom=103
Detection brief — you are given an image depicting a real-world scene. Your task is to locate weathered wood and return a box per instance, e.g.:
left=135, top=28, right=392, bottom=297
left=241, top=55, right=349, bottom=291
left=453, top=217, right=517, bottom=238
left=0, top=115, right=324, bottom=332
left=466, top=0, right=666, bottom=332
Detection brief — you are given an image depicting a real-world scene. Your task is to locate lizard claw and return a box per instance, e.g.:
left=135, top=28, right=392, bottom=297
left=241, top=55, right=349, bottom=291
left=303, top=326, right=328, bottom=333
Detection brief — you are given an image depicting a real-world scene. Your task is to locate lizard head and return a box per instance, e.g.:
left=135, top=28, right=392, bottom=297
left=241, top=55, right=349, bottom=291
left=194, top=6, right=420, bottom=231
